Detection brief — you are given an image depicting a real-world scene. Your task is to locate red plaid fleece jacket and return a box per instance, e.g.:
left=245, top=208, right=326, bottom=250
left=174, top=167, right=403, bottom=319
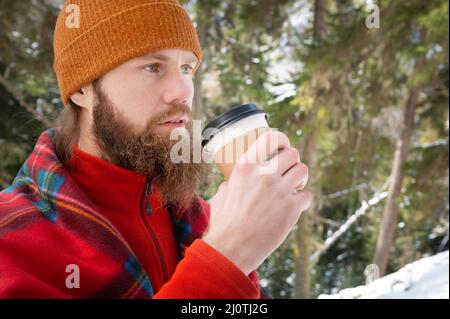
left=0, top=129, right=271, bottom=299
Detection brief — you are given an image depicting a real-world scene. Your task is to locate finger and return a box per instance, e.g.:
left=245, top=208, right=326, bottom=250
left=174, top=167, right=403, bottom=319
left=282, top=162, right=309, bottom=191
left=217, top=181, right=228, bottom=194
left=238, top=131, right=290, bottom=165
left=270, top=147, right=301, bottom=176
left=293, top=189, right=313, bottom=212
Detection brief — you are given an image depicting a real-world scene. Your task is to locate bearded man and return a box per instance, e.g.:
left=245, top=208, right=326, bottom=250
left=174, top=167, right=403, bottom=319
left=0, top=0, right=311, bottom=299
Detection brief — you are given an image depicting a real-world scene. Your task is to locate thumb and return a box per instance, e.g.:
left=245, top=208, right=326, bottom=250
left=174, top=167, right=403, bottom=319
left=209, top=181, right=228, bottom=207
left=217, top=181, right=228, bottom=194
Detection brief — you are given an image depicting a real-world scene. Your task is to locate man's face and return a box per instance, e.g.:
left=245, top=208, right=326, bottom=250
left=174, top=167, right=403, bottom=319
left=97, top=48, right=198, bottom=135
left=81, top=49, right=206, bottom=212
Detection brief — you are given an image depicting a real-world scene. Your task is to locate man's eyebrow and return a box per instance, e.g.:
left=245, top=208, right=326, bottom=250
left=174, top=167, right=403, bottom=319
left=141, top=53, right=198, bottom=65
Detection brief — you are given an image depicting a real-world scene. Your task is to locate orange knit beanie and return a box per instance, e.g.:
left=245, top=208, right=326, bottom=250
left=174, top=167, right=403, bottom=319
left=53, top=0, right=203, bottom=105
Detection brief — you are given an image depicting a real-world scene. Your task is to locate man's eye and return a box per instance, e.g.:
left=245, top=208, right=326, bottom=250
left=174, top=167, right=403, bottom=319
left=182, top=65, right=194, bottom=74
left=144, top=64, right=159, bottom=73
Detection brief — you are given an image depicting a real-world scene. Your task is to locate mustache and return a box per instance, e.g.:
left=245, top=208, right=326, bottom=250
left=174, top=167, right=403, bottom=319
left=145, top=101, right=193, bottom=129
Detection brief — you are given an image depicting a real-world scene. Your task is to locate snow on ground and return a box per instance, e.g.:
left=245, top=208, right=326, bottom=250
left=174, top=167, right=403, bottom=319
left=318, top=250, right=449, bottom=299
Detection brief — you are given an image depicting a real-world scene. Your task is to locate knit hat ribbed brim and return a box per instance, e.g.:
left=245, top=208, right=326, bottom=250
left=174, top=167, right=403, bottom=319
left=53, top=0, right=203, bottom=105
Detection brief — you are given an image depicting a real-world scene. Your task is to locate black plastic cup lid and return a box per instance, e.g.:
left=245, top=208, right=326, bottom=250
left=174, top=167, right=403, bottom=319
left=202, top=103, right=268, bottom=148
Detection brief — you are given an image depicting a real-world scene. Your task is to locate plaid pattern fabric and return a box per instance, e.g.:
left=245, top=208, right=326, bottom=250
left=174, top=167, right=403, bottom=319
left=0, top=129, right=272, bottom=299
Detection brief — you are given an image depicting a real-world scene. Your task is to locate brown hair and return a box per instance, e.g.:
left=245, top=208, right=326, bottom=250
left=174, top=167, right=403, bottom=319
left=53, top=78, right=100, bottom=165
left=53, top=100, right=81, bottom=165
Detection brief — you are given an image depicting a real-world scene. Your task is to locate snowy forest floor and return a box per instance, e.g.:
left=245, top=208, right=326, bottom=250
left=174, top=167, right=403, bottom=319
left=319, top=250, right=449, bottom=299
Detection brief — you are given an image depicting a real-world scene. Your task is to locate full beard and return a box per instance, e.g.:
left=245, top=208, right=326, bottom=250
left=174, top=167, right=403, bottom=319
left=91, top=83, right=207, bottom=216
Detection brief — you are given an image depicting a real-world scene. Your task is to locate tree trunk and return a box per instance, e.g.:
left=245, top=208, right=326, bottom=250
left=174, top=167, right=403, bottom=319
left=372, top=87, right=419, bottom=276
left=294, top=0, right=327, bottom=299
left=193, top=6, right=207, bottom=121
left=294, top=113, right=319, bottom=298
left=373, top=29, right=427, bottom=275
left=313, top=0, right=327, bottom=40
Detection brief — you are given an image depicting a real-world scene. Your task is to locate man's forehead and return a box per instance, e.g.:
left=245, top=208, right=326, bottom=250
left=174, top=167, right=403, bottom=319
left=140, top=50, right=198, bottom=64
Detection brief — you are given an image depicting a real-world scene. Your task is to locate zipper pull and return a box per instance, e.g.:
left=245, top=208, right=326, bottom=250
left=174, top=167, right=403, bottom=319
left=145, top=179, right=153, bottom=216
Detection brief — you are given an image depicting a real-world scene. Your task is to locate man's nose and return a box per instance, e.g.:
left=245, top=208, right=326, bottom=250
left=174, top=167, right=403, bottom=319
left=161, top=71, right=193, bottom=106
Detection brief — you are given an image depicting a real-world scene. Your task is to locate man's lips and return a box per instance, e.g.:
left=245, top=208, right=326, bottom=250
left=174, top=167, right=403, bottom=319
left=159, top=115, right=189, bottom=126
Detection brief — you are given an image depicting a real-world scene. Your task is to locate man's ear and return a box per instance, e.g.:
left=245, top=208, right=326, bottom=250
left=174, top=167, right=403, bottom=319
left=69, top=84, right=95, bottom=110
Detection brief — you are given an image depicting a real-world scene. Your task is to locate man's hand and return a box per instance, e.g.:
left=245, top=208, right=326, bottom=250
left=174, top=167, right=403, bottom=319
left=203, top=131, right=313, bottom=275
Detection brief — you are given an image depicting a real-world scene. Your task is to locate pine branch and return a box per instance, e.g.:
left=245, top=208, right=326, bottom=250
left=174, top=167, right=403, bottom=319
left=412, top=139, right=448, bottom=150
left=0, top=73, right=52, bottom=128
left=310, top=180, right=390, bottom=264
left=321, top=183, right=369, bottom=200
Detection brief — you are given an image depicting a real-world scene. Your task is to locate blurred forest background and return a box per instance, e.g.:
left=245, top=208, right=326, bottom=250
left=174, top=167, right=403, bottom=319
left=0, top=0, right=448, bottom=298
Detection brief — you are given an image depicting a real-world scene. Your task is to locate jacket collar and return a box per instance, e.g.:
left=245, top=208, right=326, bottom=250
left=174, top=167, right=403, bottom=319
left=67, top=145, right=152, bottom=214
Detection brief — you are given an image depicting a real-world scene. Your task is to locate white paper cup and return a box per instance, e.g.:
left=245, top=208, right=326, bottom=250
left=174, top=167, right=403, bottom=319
left=202, top=104, right=270, bottom=180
